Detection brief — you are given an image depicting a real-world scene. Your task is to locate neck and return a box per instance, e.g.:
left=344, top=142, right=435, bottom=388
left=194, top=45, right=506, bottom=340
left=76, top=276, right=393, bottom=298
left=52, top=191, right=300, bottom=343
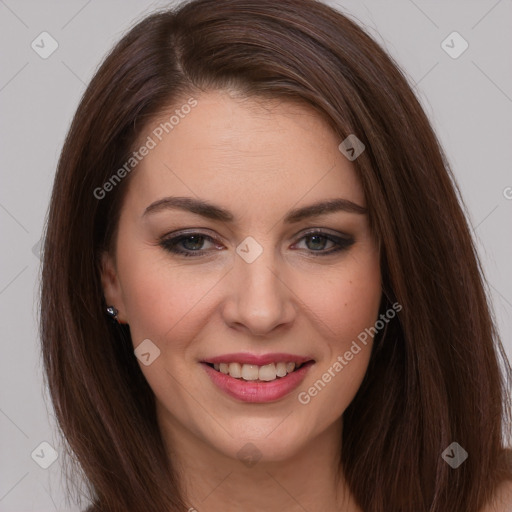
left=159, top=411, right=361, bottom=512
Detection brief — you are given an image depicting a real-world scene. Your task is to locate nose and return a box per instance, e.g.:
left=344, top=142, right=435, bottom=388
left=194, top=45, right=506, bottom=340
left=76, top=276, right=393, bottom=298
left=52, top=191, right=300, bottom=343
left=221, top=247, right=297, bottom=337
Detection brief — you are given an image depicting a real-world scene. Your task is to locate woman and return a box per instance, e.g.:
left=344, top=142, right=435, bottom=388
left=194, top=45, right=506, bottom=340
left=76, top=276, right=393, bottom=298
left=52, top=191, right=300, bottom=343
left=40, top=0, right=512, bottom=510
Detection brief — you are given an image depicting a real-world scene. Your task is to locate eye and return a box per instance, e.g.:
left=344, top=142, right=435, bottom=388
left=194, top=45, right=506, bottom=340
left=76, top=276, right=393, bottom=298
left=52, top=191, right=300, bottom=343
left=293, top=230, right=355, bottom=256
left=159, top=233, right=220, bottom=257
left=159, top=229, right=354, bottom=258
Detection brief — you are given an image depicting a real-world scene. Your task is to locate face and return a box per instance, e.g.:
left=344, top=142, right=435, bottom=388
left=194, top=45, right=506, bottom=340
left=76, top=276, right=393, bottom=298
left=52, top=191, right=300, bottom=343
left=102, top=90, right=382, bottom=464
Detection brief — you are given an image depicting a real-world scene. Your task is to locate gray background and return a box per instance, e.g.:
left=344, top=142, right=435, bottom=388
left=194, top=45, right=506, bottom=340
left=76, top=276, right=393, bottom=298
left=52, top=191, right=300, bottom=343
left=1, top=0, right=511, bottom=510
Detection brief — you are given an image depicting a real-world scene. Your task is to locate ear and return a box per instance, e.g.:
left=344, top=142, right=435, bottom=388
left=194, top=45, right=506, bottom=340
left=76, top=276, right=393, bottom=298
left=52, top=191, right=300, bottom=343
left=100, top=251, right=127, bottom=324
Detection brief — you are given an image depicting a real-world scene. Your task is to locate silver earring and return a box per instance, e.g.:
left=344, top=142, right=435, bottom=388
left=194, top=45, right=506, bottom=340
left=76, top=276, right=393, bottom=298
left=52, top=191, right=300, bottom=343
left=106, top=305, right=119, bottom=323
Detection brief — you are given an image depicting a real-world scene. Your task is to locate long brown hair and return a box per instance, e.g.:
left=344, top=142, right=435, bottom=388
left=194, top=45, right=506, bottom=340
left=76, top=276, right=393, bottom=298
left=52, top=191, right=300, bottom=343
left=40, top=0, right=512, bottom=510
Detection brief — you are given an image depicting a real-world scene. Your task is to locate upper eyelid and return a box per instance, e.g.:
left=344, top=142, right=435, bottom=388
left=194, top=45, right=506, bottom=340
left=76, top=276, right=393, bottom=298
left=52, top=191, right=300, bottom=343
left=160, top=229, right=353, bottom=252
left=162, top=227, right=350, bottom=242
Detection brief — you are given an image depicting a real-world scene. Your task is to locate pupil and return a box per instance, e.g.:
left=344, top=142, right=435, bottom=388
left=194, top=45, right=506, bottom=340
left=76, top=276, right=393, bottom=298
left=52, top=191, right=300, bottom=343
left=307, top=235, right=326, bottom=251
left=183, top=235, right=204, bottom=250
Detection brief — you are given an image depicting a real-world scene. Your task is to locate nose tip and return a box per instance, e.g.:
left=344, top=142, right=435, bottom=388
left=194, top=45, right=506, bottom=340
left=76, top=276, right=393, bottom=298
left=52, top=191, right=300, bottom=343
left=222, top=255, right=296, bottom=337
left=230, top=289, right=294, bottom=336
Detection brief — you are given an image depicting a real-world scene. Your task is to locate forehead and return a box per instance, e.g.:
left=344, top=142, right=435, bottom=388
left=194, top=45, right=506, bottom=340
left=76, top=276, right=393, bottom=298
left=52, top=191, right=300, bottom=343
left=125, top=90, right=365, bottom=216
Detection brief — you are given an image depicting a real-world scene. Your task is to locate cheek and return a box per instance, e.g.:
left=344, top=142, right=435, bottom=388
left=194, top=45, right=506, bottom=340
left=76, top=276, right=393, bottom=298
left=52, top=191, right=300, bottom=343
left=293, top=250, right=382, bottom=348
left=116, top=243, right=226, bottom=347
left=292, top=250, right=381, bottom=422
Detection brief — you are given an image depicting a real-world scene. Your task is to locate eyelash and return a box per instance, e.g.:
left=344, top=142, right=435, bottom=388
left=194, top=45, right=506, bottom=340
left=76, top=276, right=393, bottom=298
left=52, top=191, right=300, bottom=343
left=158, top=230, right=355, bottom=258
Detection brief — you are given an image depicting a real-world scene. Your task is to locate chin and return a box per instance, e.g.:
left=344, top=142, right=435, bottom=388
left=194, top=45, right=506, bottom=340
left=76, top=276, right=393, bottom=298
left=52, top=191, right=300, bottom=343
left=208, top=420, right=312, bottom=465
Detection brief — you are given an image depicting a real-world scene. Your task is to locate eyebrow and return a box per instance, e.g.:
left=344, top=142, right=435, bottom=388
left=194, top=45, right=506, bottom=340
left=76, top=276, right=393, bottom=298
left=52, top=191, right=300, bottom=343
left=142, top=196, right=367, bottom=223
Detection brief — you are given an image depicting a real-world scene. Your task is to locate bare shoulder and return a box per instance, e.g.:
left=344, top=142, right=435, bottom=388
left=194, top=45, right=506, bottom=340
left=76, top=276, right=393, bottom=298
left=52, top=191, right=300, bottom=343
left=480, top=479, right=512, bottom=512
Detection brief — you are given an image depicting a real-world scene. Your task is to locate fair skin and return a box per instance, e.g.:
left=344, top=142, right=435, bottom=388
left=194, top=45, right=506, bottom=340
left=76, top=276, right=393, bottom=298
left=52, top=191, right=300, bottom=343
left=101, top=89, right=379, bottom=510
left=482, top=480, right=512, bottom=512
left=101, top=90, right=512, bottom=512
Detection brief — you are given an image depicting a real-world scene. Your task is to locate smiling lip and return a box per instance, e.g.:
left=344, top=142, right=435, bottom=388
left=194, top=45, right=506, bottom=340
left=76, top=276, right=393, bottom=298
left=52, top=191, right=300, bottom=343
left=202, top=352, right=312, bottom=366
left=200, top=352, right=315, bottom=403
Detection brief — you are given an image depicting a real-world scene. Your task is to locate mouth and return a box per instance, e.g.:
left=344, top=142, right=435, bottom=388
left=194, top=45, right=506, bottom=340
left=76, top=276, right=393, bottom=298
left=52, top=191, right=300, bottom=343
left=204, top=360, right=312, bottom=382
left=200, top=353, right=315, bottom=403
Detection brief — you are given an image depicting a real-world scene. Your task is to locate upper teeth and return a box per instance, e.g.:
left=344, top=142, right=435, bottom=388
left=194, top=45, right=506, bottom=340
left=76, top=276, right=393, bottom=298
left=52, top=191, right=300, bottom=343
left=213, top=362, right=299, bottom=381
